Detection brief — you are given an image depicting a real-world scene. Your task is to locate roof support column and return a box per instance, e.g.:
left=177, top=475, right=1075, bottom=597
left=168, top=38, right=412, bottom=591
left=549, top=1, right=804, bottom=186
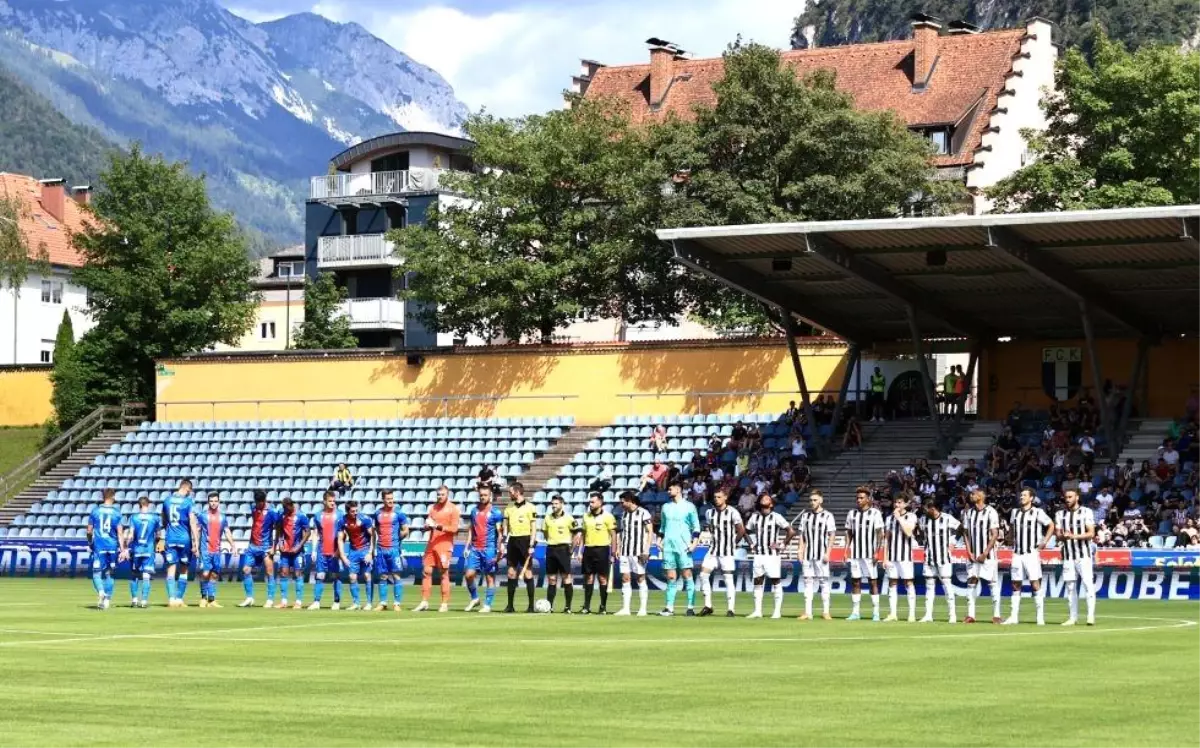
left=1114, top=338, right=1151, bottom=459
left=1080, top=303, right=1117, bottom=461
left=906, top=306, right=944, bottom=455
left=830, top=344, right=861, bottom=445
left=780, top=310, right=821, bottom=457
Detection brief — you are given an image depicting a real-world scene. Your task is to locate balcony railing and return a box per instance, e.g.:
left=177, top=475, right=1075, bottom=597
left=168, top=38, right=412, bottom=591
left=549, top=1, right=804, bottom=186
left=317, top=234, right=399, bottom=268
left=339, top=297, right=405, bottom=330
left=309, top=168, right=444, bottom=200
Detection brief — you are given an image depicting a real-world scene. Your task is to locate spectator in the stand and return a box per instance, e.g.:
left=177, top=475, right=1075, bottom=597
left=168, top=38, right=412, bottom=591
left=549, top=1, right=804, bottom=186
left=648, top=423, right=669, bottom=454
left=869, top=367, right=886, bottom=422
left=689, top=475, right=708, bottom=504
left=1006, top=401, right=1024, bottom=432
left=1061, top=471, right=1080, bottom=494
left=666, top=461, right=681, bottom=486
left=963, top=458, right=980, bottom=484
left=590, top=462, right=613, bottom=493
left=953, top=365, right=967, bottom=412
left=1180, top=520, right=1200, bottom=548
left=730, top=420, right=748, bottom=449
left=941, top=367, right=958, bottom=419
left=640, top=458, right=669, bottom=493
left=477, top=463, right=502, bottom=493
left=1095, top=522, right=1112, bottom=546
left=790, top=432, right=808, bottom=460
left=783, top=400, right=800, bottom=425
left=1077, top=470, right=1094, bottom=498
left=330, top=463, right=354, bottom=495
left=1095, top=484, right=1115, bottom=522
left=793, top=458, right=811, bottom=492
left=746, top=423, right=762, bottom=451
left=1078, top=431, right=1096, bottom=471
left=735, top=448, right=751, bottom=477
left=737, top=486, right=756, bottom=518
left=842, top=415, right=862, bottom=449
left=1160, top=440, right=1180, bottom=474
left=710, top=463, right=725, bottom=485
left=689, top=450, right=706, bottom=473
left=708, top=432, right=724, bottom=455
left=943, top=457, right=963, bottom=489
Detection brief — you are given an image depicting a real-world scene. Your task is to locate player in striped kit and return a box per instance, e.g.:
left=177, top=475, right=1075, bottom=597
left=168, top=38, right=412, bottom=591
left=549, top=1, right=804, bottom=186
left=918, top=499, right=960, bottom=623
left=699, top=488, right=744, bottom=617
left=744, top=494, right=794, bottom=619
left=845, top=489, right=884, bottom=621
left=1004, top=488, right=1054, bottom=625
left=792, top=490, right=836, bottom=620
left=1055, top=488, right=1097, bottom=626
left=615, top=492, right=653, bottom=616
left=883, top=494, right=918, bottom=622
left=961, top=490, right=1002, bottom=624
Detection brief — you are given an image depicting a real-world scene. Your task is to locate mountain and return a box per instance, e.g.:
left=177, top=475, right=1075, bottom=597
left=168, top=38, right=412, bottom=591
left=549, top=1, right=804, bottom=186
left=0, top=63, right=116, bottom=187
left=791, top=0, right=1200, bottom=52
left=0, top=0, right=469, bottom=243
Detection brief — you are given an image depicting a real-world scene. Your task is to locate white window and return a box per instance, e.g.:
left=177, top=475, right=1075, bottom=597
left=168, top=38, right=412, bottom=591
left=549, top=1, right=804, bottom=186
left=277, top=261, right=305, bottom=278
left=260, top=321, right=277, bottom=339
left=40, top=340, right=54, bottom=363
left=928, top=128, right=950, bottom=155
left=41, top=279, right=63, bottom=304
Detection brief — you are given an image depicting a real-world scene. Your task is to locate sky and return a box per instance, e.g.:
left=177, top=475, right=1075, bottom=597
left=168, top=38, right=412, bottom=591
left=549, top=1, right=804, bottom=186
left=222, top=0, right=802, bottom=117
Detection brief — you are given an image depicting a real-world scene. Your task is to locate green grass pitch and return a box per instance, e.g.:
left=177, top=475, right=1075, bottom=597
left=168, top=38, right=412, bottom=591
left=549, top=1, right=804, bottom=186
left=0, top=578, right=1196, bottom=747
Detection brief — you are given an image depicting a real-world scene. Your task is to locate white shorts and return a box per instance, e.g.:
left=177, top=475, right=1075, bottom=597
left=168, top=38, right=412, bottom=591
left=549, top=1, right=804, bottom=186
left=752, top=555, right=782, bottom=580
left=923, top=561, right=952, bottom=579
left=618, top=556, right=647, bottom=577
left=700, top=551, right=736, bottom=573
left=967, top=559, right=998, bottom=583
left=849, top=558, right=876, bottom=580
left=1010, top=552, right=1043, bottom=583
left=1060, top=557, right=1095, bottom=587
left=885, top=561, right=914, bottom=580
left=801, top=559, right=830, bottom=579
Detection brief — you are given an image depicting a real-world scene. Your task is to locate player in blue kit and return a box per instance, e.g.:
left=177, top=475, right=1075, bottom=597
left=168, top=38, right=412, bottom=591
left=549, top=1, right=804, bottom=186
left=196, top=492, right=236, bottom=608
left=162, top=479, right=199, bottom=607
left=337, top=500, right=375, bottom=611
left=87, top=488, right=126, bottom=610
left=239, top=490, right=281, bottom=608
left=309, top=491, right=345, bottom=610
left=463, top=484, right=505, bottom=613
left=122, top=495, right=161, bottom=608
left=372, top=490, right=411, bottom=611
left=274, top=497, right=311, bottom=609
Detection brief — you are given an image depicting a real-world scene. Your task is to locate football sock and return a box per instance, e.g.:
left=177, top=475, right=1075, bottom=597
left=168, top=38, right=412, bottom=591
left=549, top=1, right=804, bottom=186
left=665, top=579, right=678, bottom=610
left=723, top=573, right=736, bottom=611
left=506, top=579, right=517, bottom=608
left=638, top=581, right=648, bottom=612
left=546, top=583, right=557, bottom=606
left=563, top=584, right=573, bottom=610
left=584, top=584, right=594, bottom=610
left=683, top=577, right=695, bottom=608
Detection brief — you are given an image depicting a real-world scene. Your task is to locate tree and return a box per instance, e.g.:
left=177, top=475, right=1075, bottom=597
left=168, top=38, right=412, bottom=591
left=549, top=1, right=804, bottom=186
left=49, top=309, right=90, bottom=431
left=987, top=34, right=1199, bottom=212
left=69, top=145, right=259, bottom=411
left=659, top=41, right=956, bottom=331
left=389, top=97, right=672, bottom=343
left=292, top=271, right=357, bottom=349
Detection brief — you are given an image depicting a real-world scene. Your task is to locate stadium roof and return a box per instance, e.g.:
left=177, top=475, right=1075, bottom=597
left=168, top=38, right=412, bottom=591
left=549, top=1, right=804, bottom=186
left=658, top=206, right=1200, bottom=345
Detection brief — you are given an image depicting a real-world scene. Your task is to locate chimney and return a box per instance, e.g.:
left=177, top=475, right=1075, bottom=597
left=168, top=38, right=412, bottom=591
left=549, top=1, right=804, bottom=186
left=646, top=38, right=685, bottom=109
left=571, top=58, right=604, bottom=98
left=39, top=178, right=66, bottom=223
left=71, top=185, right=92, bottom=206
left=910, top=14, right=942, bottom=89
left=947, top=20, right=981, bottom=35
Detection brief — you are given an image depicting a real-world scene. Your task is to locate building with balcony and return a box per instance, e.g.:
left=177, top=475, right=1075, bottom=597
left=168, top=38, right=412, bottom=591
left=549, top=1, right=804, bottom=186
left=305, top=131, right=474, bottom=348
left=216, top=246, right=306, bottom=352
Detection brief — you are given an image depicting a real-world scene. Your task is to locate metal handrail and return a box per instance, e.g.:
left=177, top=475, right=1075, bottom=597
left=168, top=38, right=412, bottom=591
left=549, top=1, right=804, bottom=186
left=157, top=394, right=581, bottom=422
left=0, top=405, right=131, bottom=504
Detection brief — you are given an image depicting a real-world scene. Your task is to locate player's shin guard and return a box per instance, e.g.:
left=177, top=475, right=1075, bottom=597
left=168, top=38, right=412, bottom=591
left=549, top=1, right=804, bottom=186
left=1034, top=586, right=1045, bottom=623
left=639, top=580, right=648, bottom=613
left=266, top=574, right=277, bottom=602
left=870, top=593, right=880, bottom=616
left=334, top=579, right=343, bottom=603
left=664, top=579, right=678, bottom=611
left=351, top=582, right=361, bottom=605
left=102, top=574, right=114, bottom=598
left=772, top=584, right=784, bottom=617
left=546, top=583, right=557, bottom=607
left=92, top=572, right=104, bottom=596
left=583, top=583, right=594, bottom=610
left=683, top=576, right=695, bottom=609
left=621, top=583, right=632, bottom=612
left=925, top=583, right=936, bottom=618
left=804, top=577, right=814, bottom=617
left=820, top=579, right=831, bottom=615
left=525, top=579, right=535, bottom=608
left=598, top=584, right=608, bottom=610
left=906, top=586, right=916, bottom=620
left=294, top=576, right=304, bottom=603
left=1010, top=584, right=1022, bottom=620
left=440, top=573, right=451, bottom=603
left=485, top=583, right=496, bottom=607
left=851, top=592, right=861, bottom=615
left=944, top=579, right=957, bottom=621
left=140, top=574, right=152, bottom=602
left=966, top=582, right=977, bottom=618
left=992, top=585, right=1003, bottom=619
left=467, top=577, right=479, bottom=602
left=1084, top=580, right=1096, bottom=622
left=888, top=584, right=898, bottom=618
left=700, top=571, right=713, bottom=608
left=506, top=578, right=517, bottom=608
left=177, top=576, right=188, bottom=600
left=165, top=573, right=177, bottom=601
left=314, top=574, right=325, bottom=603
left=242, top=571, right=255, bottom=599
left=563, top=583, right=573, bottom=610
left=129, top=577, right=139, bottom=601
left=723, top=572, right=735, bottom=611
left=752, top=584, right=764, bottom=616
left=392, top=580, right=403, bottom=604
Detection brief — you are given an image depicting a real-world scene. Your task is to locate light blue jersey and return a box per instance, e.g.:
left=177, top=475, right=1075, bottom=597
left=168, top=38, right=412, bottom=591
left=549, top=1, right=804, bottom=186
left=162, top=493, right=195, bottom=547
left=126, top=511, right=162, bottom=557
left=659, top=500, right=700, bottom=552
left=88, top=504, right=123, bottom=552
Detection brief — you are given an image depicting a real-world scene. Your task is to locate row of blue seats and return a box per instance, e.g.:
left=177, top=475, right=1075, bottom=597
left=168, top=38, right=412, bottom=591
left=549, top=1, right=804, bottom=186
left=145, top=416, right=574, bottom=430
left=127, top=427, right=564, bottom=443
left=598, top=423, right=798, bottom=439
left=611, top=413, right=780, bottom=426
left=0, top=526, right=445, bottom=542
left=43, top=487, right=490, bottom=504
left=104, top=445, right=552, bottom=461
left=81, top=460, right=532, bottom=479
left=113, top=438, right=552, bottom=453
left=62, top=475, right=518, bottom=492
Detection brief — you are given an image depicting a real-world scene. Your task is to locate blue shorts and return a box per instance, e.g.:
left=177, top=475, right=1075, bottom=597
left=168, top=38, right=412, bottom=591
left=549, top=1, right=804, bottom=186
left=346, top=549, right=372, bottom=576
left=198, top=551, right=222, bottom=574
left=661, top=547, right=693, bottom=572
left=131, top=554, right=157, bottom=575
left=315, top=554, right=340, bottom=575
left=375, top=549, right=402, bottom=575
left=277, top=552, right=304, bottom=572
left=463, top=548, right=498, bottom=575
left=164, top=545, right=192, bottom=566
left=239, top=546, right=271, bottom=570
left=91, top=550, right=118, bottom=573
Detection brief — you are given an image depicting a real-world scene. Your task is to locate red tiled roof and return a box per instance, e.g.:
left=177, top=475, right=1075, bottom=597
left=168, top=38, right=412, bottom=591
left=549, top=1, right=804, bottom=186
left=0, top=173, right=89, bottom=267
left=583, top=29, right=1026, bottom=167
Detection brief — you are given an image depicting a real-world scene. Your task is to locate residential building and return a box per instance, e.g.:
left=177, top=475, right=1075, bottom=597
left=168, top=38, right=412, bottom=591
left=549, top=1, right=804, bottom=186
left=0, top=174, right=94, bottom=365
left=216, top=246, right=306, bottom=352
left=305, top=131, right=475, bottom=348
left=574, top=16, right=1057, bottom=213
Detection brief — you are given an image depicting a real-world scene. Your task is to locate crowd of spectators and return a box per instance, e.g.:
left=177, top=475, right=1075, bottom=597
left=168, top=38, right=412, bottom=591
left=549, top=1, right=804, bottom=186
left=864, top=396, right=1199, bottom=549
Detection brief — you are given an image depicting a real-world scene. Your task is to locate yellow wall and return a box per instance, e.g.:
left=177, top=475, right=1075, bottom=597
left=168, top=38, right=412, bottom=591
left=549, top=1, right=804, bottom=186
left=979, top=338, right=1199, bottom=420
left=0, top=367, right=53, bottom=426
left=214, top=300, right=305, bottom=353
left=156, top=341, right=851, bottom=425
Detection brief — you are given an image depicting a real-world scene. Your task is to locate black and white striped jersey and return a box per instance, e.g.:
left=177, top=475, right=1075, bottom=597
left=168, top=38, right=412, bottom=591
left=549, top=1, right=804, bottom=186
left=919, top=513, right=961, bottom=567
left=704, top=505, right=743, bottom=556
left=845, top=507, right=884, bottom=560
left=884, top=512, right=917, bottom=562
left=962, top=505, right=1000, bottom=560
left=618, top=506, right=653, bottom=557
left=792, top=509, right=836, bottom=562
left=745, top=511, right=790, bottom=556
left=1009, top=507, right=1053, bottom=555
left=1054, top=507, right=1096, bottom=561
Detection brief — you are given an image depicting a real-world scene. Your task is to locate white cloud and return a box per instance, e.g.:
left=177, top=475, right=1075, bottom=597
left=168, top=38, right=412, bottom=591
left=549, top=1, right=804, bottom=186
left=307, top=0, right=802, bottom=117
left=226, top=5, right=292, bottom=23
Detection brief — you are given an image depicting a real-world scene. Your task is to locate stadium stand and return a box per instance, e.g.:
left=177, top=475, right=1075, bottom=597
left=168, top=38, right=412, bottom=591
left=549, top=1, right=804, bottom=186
left=0, top=417, right=572, bottom=541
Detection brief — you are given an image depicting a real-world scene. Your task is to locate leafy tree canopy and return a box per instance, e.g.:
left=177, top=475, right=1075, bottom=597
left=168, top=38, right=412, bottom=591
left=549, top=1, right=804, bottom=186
left=293, top=271, right=357, bottom=350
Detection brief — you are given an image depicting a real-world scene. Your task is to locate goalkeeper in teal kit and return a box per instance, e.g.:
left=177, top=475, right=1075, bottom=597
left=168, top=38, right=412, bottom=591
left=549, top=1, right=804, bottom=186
left=657, top=481, right=700, bottom=616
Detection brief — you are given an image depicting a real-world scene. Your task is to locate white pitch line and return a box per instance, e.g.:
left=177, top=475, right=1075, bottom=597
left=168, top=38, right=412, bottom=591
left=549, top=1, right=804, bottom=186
left=0, top=628, right=101, bottom=637
left=0, top=602, right=47, bottom=607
